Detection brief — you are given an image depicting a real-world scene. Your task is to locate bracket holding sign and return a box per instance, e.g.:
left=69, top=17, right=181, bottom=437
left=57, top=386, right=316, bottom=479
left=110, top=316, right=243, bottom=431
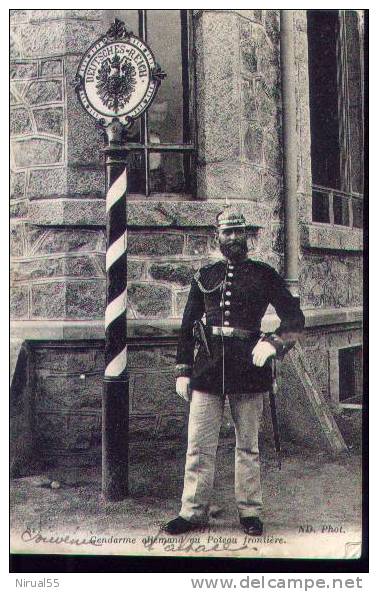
left=74, top=19, right=166, bottom=501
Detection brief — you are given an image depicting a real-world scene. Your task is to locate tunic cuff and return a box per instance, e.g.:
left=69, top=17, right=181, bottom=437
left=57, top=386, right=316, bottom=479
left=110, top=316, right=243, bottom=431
left=175, top=364, right=192, bottom=378
left=261, top=333, right=296, bottom=359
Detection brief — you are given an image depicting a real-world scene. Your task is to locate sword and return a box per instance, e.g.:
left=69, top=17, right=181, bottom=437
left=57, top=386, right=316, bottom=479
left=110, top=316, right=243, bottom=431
left=269, top=358, right=282, bottom=470
left=193, top=320, right=211, bottom=358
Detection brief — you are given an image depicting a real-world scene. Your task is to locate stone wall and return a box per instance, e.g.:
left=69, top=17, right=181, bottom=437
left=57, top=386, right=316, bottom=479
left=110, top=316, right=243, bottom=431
left=10, top=10, right=106, bottom=322
left=292, top=10, right=363, bottom=306
left=29, top=341, right=186, bottom=466
left=195, top=9, right=284, bottom=273
left=10, top=10, right=363, bottom=467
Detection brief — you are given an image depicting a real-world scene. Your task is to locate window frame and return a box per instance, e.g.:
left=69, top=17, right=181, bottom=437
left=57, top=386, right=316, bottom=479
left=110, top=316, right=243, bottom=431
left=123, top=9, right=196, bottom=198
left=328, top=343, right=363, bottom=410
left=309, top=9, right=364, bottom=227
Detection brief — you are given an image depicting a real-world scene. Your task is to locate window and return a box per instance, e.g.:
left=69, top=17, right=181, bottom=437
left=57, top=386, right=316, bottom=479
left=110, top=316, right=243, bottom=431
left=104, top=10, right=195, bottom=197
left=307, top=10, right=364, bottom=227
left=338, top=346, right=363, bottom=407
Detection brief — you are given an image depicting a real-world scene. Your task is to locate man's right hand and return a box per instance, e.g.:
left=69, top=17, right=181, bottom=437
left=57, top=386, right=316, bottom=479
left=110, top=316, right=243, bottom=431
left=176, top=377, right=191, bottom=402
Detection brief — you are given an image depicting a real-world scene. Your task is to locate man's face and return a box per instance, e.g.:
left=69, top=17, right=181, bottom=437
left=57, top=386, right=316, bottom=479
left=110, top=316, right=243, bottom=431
left=218, top=227, right=248, bottom=261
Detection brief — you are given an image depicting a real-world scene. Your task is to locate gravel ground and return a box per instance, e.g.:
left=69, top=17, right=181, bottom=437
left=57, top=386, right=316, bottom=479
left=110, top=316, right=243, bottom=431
left=10, top=440, right=362, bottom=559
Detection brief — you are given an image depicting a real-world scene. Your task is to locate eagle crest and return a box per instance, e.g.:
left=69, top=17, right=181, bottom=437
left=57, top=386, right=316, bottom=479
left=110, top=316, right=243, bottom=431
left=96, top=53, right=137, bottom=112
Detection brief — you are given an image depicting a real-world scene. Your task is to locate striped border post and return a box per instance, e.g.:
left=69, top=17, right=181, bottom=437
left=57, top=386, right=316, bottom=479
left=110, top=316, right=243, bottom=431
left=102, top=119, right=129, bottom=501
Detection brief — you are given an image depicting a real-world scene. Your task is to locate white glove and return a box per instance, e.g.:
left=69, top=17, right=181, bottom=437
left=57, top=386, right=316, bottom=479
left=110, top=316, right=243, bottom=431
left=252, top=339, right=276, bottom=367
left=176, top=377, right=191, bottom=402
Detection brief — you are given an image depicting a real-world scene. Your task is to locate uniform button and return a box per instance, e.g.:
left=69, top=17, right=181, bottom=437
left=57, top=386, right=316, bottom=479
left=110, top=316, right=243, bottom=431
left=224, top=321, right=230, bottom=326
left=224, top=310, right=231, bottom=317
left=227, top=272, right=234, bottom=278
left=226, top=282, right=232, bottom=287
left=228, top=265, right=234, bottom=270
left=225, top=300, right=231, bottom=306
left=226, top=291, right=231, bottom=296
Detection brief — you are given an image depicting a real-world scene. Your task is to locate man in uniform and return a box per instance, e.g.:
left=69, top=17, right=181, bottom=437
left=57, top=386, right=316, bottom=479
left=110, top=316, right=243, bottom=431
left=163, top=208, right=305, bottom=536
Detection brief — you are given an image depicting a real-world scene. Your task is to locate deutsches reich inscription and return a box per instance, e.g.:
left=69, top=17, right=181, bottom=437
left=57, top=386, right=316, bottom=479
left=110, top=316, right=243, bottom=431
left=74, top=18, right=165, bottom=126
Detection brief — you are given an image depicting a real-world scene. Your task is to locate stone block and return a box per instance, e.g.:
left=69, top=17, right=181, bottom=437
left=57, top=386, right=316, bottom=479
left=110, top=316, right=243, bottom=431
left=64, top=255, right=100, bottom=278
left=34, top=347, right=104, bottom=373
left=10, top=10, right=29, bottom=21
left=27, top=10, right=68, bottom=20
left=159, top=346, right=177, bottom=367
left=63, top=10, right=104, bottom=19
left=148, top=262, right=198, bottom=286
left=263, top=129, right=282, bottom=171
left=186, top=234, right=209, bottom=256
left=41, top=59, right=63, bottom=76
left=175, top=289, right=190, bottom=317
left=302, top=225, right=363, bottom=252
left=10, top=286, right=29, bottom=319
left=240, top=21, right=258, bottom=76
left=128, top=347, right=163, bottom=370
left=243, top=122, right=263, bottom=164
left=28, top=168, right=67, bottom=199
left=10, top=81, right=27, bottom=106
left=242, top=79, right=258, bottom=121
left=65, top=280, right=106, bottom=319
left=36, top=373, right=102, bottom=411
left=128, top=283, right=172, bottom=318
left=28, top=197, right=105, bottom=225
left=127, top=261, right=145, bottom=281
left=261, top=170, right=282, bottom=210
left=197, top=161, right=263, bottom=201
left=67, top=167, right=104, bottom=198
left=12, top=138, right=63, bottom=168
left=299, top=255, right=363, bottom=309
left=65, top=55, right=103, bottom=166
left=35, top=412, right=68, bottom=450
left=10, top=200, right=28, bottom=220
left=10, top=107, right=33, bottom=136
left=23, top=80, right=63, bottom=105
left=12, top=257, right=64, bottom=282
left=130, top=371, right=182, bottom=414
left=26, top=226, right=102, bottom=255
left=195, top=11, right=242, bottom=163
left=265, top=10, right=280, bottom=45
left=10, top=171, right=26, bottom=200
left=10, top=61, right=38, bottom=80
left=66, top=413, right=101, bottom=451
left=31, top=282, right=65, bottom=318
left=10, top=223, right=24, bottom=257
left=34, top=107, right=64, bottom=136
left=128, top=232, right=184, bottom=257
left=235, top=9, right=264, bottom=23
left=10, top=31, right=23, bottom=60
left=11, top=19, right=104, bottom=58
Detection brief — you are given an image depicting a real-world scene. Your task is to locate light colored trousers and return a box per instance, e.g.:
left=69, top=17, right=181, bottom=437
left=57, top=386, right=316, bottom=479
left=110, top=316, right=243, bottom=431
left=179, top=389, right=265, bottom=523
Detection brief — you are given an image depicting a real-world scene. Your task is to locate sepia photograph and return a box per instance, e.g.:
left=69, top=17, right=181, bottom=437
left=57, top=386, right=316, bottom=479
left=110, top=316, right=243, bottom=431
left=9, top=8, right=366, bottom=564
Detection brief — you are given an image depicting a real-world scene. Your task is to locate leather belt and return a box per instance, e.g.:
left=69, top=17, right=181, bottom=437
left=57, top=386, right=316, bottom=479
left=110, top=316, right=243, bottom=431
left=211, top=326, right=260, bottom=340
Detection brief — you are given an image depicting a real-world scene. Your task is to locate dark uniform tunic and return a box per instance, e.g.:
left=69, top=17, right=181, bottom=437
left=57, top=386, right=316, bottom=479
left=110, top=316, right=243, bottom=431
left=176, top=258, right=305, bottom=395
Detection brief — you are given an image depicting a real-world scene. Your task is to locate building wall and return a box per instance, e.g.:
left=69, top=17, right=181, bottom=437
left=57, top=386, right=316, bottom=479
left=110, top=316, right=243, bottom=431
left=10, top=9, right=363, bottom=468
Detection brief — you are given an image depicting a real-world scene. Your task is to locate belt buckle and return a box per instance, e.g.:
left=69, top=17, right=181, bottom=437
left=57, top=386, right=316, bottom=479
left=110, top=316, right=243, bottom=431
left=222, top=326, right=234, bottom=337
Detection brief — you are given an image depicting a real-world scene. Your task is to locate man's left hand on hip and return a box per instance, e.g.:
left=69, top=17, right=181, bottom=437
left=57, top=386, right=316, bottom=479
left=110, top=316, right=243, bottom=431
left=252, top=340, right=276, bottom=367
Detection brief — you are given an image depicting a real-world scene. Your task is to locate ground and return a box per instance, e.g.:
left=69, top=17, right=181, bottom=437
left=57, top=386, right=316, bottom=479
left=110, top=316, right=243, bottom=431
left=10, top=437, right=362, bottom=559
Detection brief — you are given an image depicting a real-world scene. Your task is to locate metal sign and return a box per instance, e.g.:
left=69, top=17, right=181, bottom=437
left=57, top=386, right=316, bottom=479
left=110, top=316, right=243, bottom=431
left=74, top=19, right=165, bottom=127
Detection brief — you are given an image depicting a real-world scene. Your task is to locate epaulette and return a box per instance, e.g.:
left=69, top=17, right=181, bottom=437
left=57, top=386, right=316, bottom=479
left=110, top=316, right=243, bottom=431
left=194, top=260, right=226, bottom=294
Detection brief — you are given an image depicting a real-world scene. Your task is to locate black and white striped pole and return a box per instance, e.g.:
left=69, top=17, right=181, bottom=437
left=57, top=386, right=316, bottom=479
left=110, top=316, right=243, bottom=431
left=74, top=19, right=166, bottom=501
left=102, top=119, right=129, bottom=500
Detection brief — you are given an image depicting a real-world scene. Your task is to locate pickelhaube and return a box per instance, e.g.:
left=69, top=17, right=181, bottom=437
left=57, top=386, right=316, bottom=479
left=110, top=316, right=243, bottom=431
left=216, top=207, right=246, bottom=229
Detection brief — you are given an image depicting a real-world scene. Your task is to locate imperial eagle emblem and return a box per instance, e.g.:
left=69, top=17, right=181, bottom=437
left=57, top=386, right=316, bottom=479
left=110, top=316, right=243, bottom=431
left=96, top=53, right=137, bottom=112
